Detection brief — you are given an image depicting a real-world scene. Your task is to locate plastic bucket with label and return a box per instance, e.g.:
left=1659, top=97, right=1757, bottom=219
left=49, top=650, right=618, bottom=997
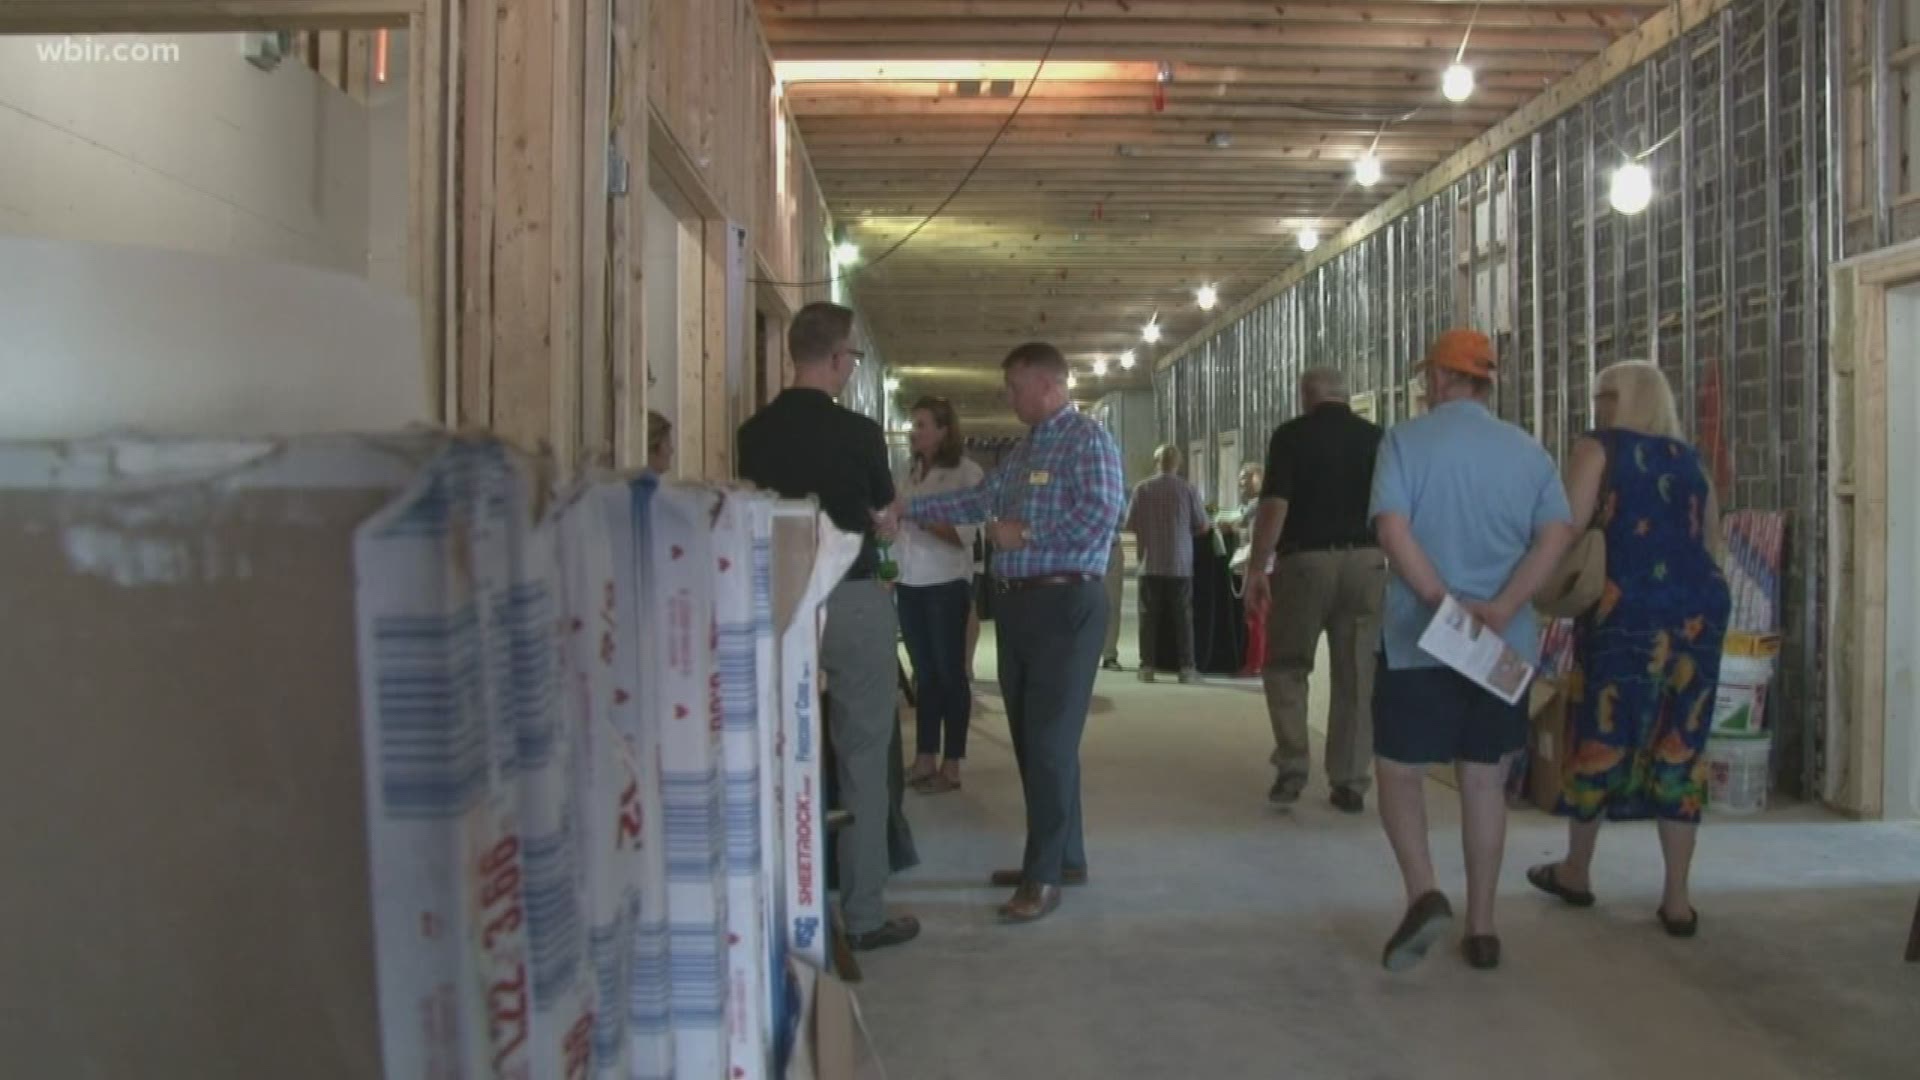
left=1705, top=734, right=1771, bottom=814
left=1711, top=633, right=1780, bottom=735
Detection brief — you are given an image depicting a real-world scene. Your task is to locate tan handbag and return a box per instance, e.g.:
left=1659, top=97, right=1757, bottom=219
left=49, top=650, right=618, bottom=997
left=1535, top=527, right=1606, bottom=616
left=1534, top=436, right=1613, bottom=618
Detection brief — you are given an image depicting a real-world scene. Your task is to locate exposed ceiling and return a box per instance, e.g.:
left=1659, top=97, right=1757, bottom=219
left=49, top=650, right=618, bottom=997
left=759, top=0, right=1673, bottom=432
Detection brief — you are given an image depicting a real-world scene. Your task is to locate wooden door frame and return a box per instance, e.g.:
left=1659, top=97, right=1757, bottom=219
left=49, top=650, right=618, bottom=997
left=1826, top=237, right=1920, bottom=818
left=647, top=106, right=748, bottom=480
left=0, top=1, right=455, bottom=424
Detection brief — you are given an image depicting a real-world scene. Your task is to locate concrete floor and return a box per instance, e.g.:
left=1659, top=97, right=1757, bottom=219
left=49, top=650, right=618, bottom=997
left=864, top=582, right=1920, bottom=1080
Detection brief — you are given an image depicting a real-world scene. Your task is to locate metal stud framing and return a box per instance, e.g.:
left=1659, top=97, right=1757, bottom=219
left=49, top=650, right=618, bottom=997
left=1155, top=0, right=1836, bottom=796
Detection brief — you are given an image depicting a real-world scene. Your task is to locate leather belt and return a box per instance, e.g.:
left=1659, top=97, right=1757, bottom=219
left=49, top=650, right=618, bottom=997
left=1282, top=541, right=1377, bottom=555
left=996, top=573, right=1100, bottom=593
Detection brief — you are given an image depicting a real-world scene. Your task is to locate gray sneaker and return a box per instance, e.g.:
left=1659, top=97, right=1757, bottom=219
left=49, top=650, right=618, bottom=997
left=1178, top=669, right=1201, bottom=685
left=1138, top=669, right=1155, bottom=684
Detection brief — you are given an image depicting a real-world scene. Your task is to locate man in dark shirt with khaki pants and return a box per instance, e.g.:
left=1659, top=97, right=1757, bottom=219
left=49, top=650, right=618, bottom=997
left=1243, top=366, right=1386, bottom=813
left=738, top=301, right=920, bottom=952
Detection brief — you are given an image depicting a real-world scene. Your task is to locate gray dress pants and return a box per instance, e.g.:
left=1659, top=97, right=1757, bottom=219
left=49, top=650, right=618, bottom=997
left=819, top=579, right=900, bottom=935
left=994, top=579, right=1107, bottom=885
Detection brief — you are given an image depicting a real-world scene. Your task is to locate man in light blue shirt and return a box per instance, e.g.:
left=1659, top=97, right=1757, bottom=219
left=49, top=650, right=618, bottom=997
left=1367, top=329, right=1575, bottom=975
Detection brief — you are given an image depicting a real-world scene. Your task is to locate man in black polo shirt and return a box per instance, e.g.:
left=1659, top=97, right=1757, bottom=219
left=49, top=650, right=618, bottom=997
left=737, top=301, right=919, bottom=951
left=1243, top=366, right=1387, bottom=813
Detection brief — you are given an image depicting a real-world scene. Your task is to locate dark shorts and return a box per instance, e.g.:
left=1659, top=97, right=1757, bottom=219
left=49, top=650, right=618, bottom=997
left=1372, top=658, right=1529, bottom=766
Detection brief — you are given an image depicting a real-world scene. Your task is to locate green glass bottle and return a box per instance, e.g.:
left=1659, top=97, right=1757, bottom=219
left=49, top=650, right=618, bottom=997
left=876, top=537, right=900, bottom=583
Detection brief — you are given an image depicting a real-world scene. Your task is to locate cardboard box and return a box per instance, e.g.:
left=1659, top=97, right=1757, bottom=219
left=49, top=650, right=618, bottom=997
left=1527, top=676, right=1570, bottom=814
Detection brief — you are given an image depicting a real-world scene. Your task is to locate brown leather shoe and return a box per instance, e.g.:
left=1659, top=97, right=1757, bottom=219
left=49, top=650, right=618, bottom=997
left=988, top=867, right=1088, bottom=888
left=998, top=883, right=1062, bottom=924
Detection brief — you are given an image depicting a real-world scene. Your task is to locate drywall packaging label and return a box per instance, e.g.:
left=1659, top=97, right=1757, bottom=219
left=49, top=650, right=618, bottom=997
left=774, top=508, right=861, bottom=971
left=747, top=497, right=790, bottom=1064
left=554, top=481, right=650, bottom=1079
left=354, top=441, right=589, bottom=1079
left=713, top=492, right=772, bottom=1080
left=647, top=482, right=730, bottom=1078
left=628, top=478, right=676, bottom=1077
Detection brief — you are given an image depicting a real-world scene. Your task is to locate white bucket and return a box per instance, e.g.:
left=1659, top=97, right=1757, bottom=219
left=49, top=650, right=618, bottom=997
left=1711, top=648, right=1776, bottom=735
left=1705, top=735, right=1771, bottom=814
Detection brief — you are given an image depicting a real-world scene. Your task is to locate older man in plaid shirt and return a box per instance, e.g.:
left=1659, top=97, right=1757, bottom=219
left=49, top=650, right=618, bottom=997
left=892, top=341, right=1126, bottom=923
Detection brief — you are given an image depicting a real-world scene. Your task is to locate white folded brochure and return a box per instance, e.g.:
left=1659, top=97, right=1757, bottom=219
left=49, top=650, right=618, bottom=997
left=1416, top=595, right=1535, bottom=705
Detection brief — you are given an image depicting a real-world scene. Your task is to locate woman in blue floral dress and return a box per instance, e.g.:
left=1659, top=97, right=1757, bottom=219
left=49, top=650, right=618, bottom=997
left=1527, top=361, right=1730, bottom=937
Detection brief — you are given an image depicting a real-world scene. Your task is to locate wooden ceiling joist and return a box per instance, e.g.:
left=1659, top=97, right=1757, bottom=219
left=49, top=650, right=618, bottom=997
left=755, top=0, right=1668, bottom=419
left=0, top=0, right=417, bottom=31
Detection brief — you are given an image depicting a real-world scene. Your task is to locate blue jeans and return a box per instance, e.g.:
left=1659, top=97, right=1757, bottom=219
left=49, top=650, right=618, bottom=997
left=896, top=579, right=973, bottom=760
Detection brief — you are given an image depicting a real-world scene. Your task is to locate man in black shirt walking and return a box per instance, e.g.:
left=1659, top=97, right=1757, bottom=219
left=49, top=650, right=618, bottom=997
left=1243, top=366, right=1387, bottom=814
left=737, top=301, right=919, bottom=951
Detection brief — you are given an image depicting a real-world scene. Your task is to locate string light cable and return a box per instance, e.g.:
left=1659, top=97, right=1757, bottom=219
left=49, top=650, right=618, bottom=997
left=748, top=0, right=1076, bottom=288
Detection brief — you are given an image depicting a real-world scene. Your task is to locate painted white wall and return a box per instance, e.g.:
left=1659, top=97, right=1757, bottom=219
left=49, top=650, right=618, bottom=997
left=365, top=96, right=410, bottom=293
left=0, top=234, right=429, bottom=439
left=1883, top=282, right=1920, bottom=820
left=0, top=35, right=422, bottom=439
left=0, top=34, right=377, bottom=276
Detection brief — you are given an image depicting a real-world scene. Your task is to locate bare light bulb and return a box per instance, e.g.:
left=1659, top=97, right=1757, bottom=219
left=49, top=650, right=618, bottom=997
left=1092, top=357, right=1109, bottom=377
left=1067, top=373, right=1079, bottom=389
left=1442, top=63, right=1475, bottom=103
left=832, top=241, right=859, bottom=265
left=1119, top=350, right=1138, bottom=370
left=1298, top=227, right=1321, bottom=252
left=1354, top=153, right=1383, bottom=188
left=1609, top=161, right=1654, bottom=215
left=1196, top=284, right=1218, bottom=311
left=883, top=376, right=900, bottom=392
left=1141, top=320, right=1162, bottom=344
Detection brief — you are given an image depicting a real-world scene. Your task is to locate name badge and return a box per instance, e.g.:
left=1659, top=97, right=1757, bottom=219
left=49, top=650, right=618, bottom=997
left=1028, top=470, right=1051, bottom=486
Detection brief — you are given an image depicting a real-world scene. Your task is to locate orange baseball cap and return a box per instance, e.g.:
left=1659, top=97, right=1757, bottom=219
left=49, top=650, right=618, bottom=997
left=1425, top=328, right=1496, bottom=378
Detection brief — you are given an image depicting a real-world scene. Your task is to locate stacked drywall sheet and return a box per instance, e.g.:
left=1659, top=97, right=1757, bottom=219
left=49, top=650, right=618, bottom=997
left=354, top=450, right=858, bottom=1080
left=0, top=431, right=859, bottom=1079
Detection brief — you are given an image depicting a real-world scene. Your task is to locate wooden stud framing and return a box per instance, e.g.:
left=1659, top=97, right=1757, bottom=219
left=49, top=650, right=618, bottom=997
left=676, top=217, right=707, bottom=470
left=610, top=0, right=653, bottom=468
left=457, top=0, right=499, bottom=431
left=578, top=0, right=614, bottom=468
left=548, top=0, right=586, bottom=477
left=1826, top=239, right=1920, bottom=817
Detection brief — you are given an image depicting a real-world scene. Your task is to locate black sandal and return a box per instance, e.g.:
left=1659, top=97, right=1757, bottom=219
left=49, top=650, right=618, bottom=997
left=1657, top=906, right=1699, bottom=938
left=1526, top=863, right=1596, bottom=908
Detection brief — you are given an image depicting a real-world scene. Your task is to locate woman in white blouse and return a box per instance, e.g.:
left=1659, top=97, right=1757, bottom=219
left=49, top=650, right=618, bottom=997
left=896, top=397, right=985, bottom=793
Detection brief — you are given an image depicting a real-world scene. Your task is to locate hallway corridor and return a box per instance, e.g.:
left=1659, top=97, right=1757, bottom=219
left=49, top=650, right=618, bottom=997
left=863, top=610, right=1920, bottom=1080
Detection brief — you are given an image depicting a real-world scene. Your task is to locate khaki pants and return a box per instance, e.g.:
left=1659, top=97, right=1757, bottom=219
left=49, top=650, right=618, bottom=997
left=1101, top=538, right=1124, bottom=662
left=1260, top=548, right=1387, bottom=795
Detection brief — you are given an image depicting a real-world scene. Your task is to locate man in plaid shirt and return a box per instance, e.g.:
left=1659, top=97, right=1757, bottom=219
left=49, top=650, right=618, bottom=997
left=893, top=341, right=1126, bottom=924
